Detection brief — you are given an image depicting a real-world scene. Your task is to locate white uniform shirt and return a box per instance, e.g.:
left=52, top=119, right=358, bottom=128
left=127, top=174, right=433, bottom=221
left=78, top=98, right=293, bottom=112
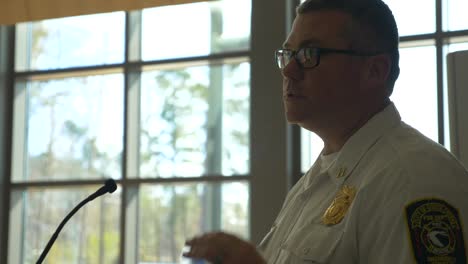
left=259, top=103, right=468, bottom=263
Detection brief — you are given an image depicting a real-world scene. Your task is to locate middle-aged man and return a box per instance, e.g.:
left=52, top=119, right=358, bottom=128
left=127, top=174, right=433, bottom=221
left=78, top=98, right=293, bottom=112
left=183, top=0, right=468, bottom=263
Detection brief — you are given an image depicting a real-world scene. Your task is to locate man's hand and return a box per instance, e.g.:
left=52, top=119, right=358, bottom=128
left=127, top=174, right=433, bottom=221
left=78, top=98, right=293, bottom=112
left=183, top=232, right=266, bottom=264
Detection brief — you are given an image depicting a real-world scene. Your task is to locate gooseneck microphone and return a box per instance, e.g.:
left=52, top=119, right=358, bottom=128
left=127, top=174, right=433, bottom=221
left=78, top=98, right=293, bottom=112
left=36, top=179, right=118, bottom=264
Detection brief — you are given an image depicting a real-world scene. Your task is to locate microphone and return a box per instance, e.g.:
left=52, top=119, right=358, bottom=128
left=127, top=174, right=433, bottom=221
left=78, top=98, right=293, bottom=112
left=36, top=179, right=118, bottom=264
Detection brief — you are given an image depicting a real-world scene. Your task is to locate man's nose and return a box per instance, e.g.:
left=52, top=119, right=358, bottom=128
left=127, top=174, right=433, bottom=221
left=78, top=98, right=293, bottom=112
left=281, top=58, right=303, bottom=80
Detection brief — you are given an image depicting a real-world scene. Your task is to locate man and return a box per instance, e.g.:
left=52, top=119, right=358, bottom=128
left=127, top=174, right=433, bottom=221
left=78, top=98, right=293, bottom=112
left=184, top=0, right=468, bottom=263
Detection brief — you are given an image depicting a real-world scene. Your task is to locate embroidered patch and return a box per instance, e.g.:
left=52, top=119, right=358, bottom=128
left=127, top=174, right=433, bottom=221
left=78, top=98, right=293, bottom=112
left=406, top=198, right=466, bottom=263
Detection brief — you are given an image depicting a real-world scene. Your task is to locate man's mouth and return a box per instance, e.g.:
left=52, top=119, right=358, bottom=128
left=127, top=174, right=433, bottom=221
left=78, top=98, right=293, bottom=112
left=285, top=93, right=306, bottom=99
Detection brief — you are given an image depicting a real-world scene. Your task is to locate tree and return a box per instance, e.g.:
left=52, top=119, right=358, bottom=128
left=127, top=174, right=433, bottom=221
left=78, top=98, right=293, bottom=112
left=27, top=85, right=119, bottom=263
left=31, top=22, right=49, bottom=68
left=139, top=69, right=208, bottom=262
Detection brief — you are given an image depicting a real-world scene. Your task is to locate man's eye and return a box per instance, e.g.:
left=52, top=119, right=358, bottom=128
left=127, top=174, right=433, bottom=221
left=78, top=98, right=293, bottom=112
left=304, top=48, right=315, bottom=59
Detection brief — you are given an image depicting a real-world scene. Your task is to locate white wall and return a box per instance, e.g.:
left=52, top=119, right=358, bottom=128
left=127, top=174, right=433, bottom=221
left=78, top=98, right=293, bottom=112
left=447, top=50, right=468, bottom=168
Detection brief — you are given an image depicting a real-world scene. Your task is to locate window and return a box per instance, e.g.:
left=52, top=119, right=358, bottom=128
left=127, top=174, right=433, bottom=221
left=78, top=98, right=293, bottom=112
left=8, top=0, right=251, bottom=263
left=302, top=0, right=468, bottom=170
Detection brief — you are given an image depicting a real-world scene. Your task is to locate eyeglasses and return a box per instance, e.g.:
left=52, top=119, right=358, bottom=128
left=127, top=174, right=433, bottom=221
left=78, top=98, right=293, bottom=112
left=275, top=47, right=379, bottom=69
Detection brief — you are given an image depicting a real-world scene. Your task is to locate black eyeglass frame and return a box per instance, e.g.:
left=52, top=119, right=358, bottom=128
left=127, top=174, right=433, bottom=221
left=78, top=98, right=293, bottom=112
left=275, top=47, right=381, bottom=69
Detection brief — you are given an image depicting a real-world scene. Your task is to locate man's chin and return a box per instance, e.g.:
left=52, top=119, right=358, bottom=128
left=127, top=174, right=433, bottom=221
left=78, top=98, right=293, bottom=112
left=285, top=112, right=304, bottom=124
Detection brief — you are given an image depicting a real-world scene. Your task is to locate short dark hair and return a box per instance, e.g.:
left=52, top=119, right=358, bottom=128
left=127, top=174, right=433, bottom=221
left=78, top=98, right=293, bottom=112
left=297, top=0, right=400, bottom=96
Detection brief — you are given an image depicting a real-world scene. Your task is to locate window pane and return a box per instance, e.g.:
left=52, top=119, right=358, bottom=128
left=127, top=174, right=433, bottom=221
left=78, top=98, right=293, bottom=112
left=383, top=0, right=435, bottom=36
left=221, top=182, right=249, bottom=238
left=15, top=12, right=125, bottom=71
left=142, top=0, right=251, bottom=61
left=301, top=130, right=323, bottom=172
left=140, top=61, right=250, bottom=177
left=391, top=44, right=438, bottom=142
left=445, top=40, right=468, bottom=54
left=222, top=63, right=250, bottom=175
left=12, top=186, right=121, bottom=263
left=138, top=181, right=249, bottom=263
left=15, top=73, right=124, bottom=182
left=443, top=0, right=468, bottom=31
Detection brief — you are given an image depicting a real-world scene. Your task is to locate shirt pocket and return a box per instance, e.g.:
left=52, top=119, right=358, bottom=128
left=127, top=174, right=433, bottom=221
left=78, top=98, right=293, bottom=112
left=281, top=223, right=344, bottom=264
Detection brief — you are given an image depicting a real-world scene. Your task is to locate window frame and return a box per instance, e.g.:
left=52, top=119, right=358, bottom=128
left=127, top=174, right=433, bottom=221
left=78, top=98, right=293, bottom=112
left=0, top=0, right=293, bottom=262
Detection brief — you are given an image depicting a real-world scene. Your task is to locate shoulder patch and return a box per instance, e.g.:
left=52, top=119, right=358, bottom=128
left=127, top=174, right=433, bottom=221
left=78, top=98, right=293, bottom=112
left=406, top=198, right=466, bottom=263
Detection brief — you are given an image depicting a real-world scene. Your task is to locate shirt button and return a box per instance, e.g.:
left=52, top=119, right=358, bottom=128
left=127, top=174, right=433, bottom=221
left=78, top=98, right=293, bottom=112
left=303, top=247, right=311, bottom=254
left=298, top=193, right=306, bottom=202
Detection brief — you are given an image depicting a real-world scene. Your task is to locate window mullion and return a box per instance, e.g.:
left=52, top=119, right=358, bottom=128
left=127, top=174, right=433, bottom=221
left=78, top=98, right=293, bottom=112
left=7, top=191, right=24, bottom=264
left=436, top=0, right=444, bottom=145
left=122, top=10, right=142, bottom=264
left=6, top=68, right=22, bottom=262
left=1, top=25, right=17, bottom=264
left=201, top=5, right=224, bottom=233
left=250, top=0, right=289, bottom=244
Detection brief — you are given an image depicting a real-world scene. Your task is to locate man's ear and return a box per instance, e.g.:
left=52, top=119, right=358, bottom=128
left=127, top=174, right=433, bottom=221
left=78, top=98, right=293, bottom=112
left=366, top=54, right=391, bottom=86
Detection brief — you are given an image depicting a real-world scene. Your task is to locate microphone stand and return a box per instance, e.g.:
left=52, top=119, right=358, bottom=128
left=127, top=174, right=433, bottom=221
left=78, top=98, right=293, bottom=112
left=36, top=179, right=117, bottom=264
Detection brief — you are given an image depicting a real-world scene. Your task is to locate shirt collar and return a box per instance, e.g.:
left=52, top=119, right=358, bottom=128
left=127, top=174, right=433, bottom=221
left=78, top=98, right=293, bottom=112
left=327, top=102, right=401, bottom=185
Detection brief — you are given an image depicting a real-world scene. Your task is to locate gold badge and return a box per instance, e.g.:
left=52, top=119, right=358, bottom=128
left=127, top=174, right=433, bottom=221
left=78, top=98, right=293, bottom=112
left=322, top=185, right=356, bottom=225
